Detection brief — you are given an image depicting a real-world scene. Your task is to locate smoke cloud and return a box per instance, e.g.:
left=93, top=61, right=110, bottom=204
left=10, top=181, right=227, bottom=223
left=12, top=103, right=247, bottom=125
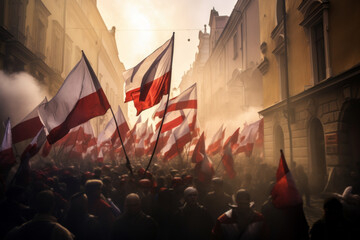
left=0, top=71, right=48, bottom=134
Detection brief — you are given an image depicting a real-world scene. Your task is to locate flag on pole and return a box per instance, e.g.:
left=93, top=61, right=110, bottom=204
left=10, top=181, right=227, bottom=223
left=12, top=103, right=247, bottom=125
left=12, top=98, right=47, bottom=144
left=195, top=155, right=214, bottom=183
left=221, top=145, right=237, bottom=179
left=123, top=35, right=174, bottom=115
left=271, top=150, right=302, bottom=208
left=191, top=132, right=205, bottom=163
left=153, top=83, right=197, bottom=119
left=235, top=119, right=263, bottom=156
left=0, top=118, right=16, bottom=170
left=207, top=125, right=225, bottom=156
left=38, top=52, right=110, bottom=144
left=97, top=106, right=129, bottom=145
left=223, top=127, right=240, bottom=152
left=21, top=127, right=47, bottom=161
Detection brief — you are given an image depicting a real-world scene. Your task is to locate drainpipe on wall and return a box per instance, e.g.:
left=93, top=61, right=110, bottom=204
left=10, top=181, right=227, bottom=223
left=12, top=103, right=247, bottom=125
left=282, top=0, right=294, bottom=167
left=61, top=0, right=67, bottom=76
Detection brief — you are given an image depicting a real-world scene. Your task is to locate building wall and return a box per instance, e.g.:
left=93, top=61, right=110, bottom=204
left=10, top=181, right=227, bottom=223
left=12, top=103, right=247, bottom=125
left=0, top=0, right=127, bottom=135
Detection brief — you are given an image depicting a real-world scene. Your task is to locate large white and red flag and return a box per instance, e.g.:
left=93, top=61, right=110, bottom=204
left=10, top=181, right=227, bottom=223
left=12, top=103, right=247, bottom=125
left=223, top=127, right=240, bottom=152
left=207, top=125, right=225, bottom=156
left=97, top=106, right=129, bottom=145
left=153, top=83, right=197, bottom=119
left=271, top=150, right=302, bottom=208
left=155, top=110, right=185, bottom=133
left=38, top=52, right=110, bottom=144
left=0, top=118, right=16, bottom=170
left=12, top=97, right=47, bottom=144
left=235, top=119, right=264, bottom=156
left=124, top=35, right=174, bottom=115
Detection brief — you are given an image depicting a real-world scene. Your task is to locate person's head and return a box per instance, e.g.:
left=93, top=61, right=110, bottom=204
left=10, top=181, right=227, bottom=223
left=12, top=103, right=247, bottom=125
left=212, top=177, right=224, bottom=193
left=184, top=187, right=198, bottom=205
left=324, top=197, right=343, bottom=221
left=70, top=192, right=88, bottom=214
left=234, top=189, right=251, bottom=210
left=85, top=179, right=103, bottom=199
left=36, top=190, right=55, bottom=214
left=124, top=193, right=142, bottom=215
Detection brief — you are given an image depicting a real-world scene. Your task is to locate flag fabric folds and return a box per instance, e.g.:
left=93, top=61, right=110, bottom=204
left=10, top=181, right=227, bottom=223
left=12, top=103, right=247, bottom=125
left=153, top=83, right=197, bottom=119
left=12, top=97, right=47, bottom=144
left=271, top=150, right=302, bottom=208
left=191, top=132, right=205, bottom=163
left=235, top=119, right=264, bottom=156
left=155, top=110, right=185, bottom=133
left=207, top=125, right=225, bottom=156
left=0, top=118, right=16, bottom=170
left=195, top=155, right=214, bottom=183
left=38, top=52, right=110, bottom=144
left=221, top=145, right=237, bottom=179
left=21, top=127, right=47, bottom=161
left=123, top=35, right=174, bottom=115
left=223, top=127, right=240, bottom=152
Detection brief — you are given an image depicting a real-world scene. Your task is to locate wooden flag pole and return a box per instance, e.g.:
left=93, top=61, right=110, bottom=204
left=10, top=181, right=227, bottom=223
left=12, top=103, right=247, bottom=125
left=144, top=32, right=175, bottom=174
left=110, top=106, right=133, bottom=175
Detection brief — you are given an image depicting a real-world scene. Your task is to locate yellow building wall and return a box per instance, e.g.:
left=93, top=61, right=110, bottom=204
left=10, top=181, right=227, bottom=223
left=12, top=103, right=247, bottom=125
left=329, top=0, right=360, bottom=76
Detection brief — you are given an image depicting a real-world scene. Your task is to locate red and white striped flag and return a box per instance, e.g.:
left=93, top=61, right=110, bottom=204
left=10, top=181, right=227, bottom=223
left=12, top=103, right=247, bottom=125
left=98, top=106, right=129, bottom=145
left=155, top=110, right=185, bottom=133
left=0, top=118, right=16, bottom=170
left=12, top=98, right=47, bottom=144
left=271, top=150, right=302, bottom=208
left=153, top=83, right=197, bottom=119
left=207, top=125, right=225, bottom=156
left=221, top=145, right=236, bottom=179
left=195, top=155, right=214, bottom=183
left=191, top=132, right=205, bottom=163
left=21, top=127, right=47, bottom=161
left=124, top=35, right=174, bottom=115
left=234, top=119, right=263, bottom=156
left=38, top=52, right=110, bottom=144
left=223, top=127, right=240, bottom=152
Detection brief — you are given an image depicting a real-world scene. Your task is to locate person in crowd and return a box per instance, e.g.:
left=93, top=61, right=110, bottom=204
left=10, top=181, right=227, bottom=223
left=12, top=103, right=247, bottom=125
left=5, top=190, right=73, bottom=240
left=112, top=193, right=158, bottom=240
left=85, top=179, right=115, bottom=240
left=295, top=165, right=311, bottom=207
left=212, top=189, right=265, bottom=240
left=62, top=192, right=102, bottom=240
left=310, top=197, right=354, bottom=240
left=175, top=187, right=213, bottom=240
left=203, top=177, right=232, bottom=222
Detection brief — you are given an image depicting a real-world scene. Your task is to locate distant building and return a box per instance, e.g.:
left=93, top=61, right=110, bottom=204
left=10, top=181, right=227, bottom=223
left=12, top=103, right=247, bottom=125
left=258, top=0, right=360, bottom=191
left=0, top=0, right=127, bottom=135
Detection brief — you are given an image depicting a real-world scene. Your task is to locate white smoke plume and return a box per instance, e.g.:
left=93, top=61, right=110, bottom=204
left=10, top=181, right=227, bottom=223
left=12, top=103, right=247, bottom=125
left=0, top=71, right=48, bottom=135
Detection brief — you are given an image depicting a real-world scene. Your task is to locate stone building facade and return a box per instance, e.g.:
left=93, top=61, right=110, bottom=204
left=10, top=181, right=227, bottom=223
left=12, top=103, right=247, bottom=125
left=258, top=0, right=360, bottom=191
left=0, top=0, right=127, bottom=135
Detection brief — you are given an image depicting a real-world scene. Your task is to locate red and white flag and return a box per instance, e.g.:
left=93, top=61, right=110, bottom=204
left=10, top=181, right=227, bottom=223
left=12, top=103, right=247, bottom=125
left=221, top=145, right=236, bottom=179
left=223, top=127, right=240, bottom=152
left=124, top=35, right=174, bottom=115
left=12, top=98, right=47, bottom=144
left=38, top=52, right=110, bottom=144
left=271, top=150, right=302, bottom=208
left=195, top=155, right=214, bottom=183
left=21, top=127, right=47, bottom=161
left=96, top=149, right=104, bottom=163
left=153, top=83, right=197, bottom=119
left=135, top=119, right=148, bottom=143
left=0, top=118, right=16, bottom=169
left=155, top=110, right=185, bottom=133
left=235, top=119, right=263, bottom=156
left=207, top=125, right=225, bottom=156
left=98, top=106, right=129, bottom=145
left=191, top=132, right=205, bottom=163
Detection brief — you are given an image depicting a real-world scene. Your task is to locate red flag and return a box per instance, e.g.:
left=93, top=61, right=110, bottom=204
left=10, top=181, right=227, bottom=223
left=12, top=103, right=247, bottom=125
left=12, top=98, right=47, bottom=144
left=221, top=145, right=236, bottom=179
left=191, top=132, right=205, bottom=163
left=96, top=149, right=104, bottom=163
left=41, top=140, right=52, bottom=157
left=0, top=118, right=16, bottom=170
left=153, top=83, right=197, bottom=119
left=271, top=150, right=302, bottom=208
left=207, top=125, right=225, bottom=156
left=38, top=52, right=110, bottom=144
left=155, top=110, right=185, bottom=133
left=223, top=127, right=240, bottom=152
left=124, top=35, right=174, bottom=115
left=195, top=155, right=214, bottom=183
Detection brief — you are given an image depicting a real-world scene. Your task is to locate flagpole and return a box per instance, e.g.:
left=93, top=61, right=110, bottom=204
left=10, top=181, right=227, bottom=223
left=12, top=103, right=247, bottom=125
left=110, top=106, right=133, bottom=175
left=144, top=32, right=175, bottom=174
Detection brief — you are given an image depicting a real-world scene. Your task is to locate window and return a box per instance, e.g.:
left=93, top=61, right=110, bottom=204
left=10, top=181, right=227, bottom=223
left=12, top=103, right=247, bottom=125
left=298, top=0, right=331, bottom=83
left=233, top=32, right=238, bottom=59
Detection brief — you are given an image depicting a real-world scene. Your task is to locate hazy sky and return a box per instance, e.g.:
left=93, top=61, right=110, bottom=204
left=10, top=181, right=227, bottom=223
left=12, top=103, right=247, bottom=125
left=97, top=0, right=237, bottom=123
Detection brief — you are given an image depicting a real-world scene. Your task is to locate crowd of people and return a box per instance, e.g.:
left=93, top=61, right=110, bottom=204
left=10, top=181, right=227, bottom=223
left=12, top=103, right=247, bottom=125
left=0, top=157, right=359, bottom=240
